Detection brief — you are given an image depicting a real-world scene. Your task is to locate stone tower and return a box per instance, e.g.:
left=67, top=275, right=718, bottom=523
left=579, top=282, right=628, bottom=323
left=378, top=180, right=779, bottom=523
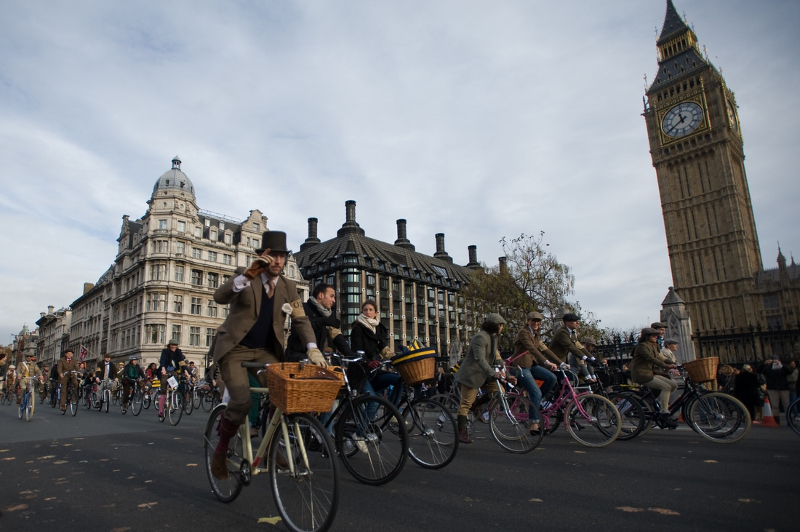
left=643, top=1, right=763, bottom=334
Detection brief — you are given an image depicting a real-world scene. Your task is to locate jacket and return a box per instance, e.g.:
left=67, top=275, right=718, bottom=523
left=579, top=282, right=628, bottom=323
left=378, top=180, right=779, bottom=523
left=96, top=361, right=119, bottom=381
left=209, top=269, right=315, bottom=363
left=57, top=357, right=79, bottom=377
left=286, top=299, right=355, bottom=360
left=455, top=330, right=501, bottom=389
left=121, top=362, right=145, bottom=381
left=349, top=321, right=390, bottom=361
left=629, top=341, right=671, bottom=384
left=511, top=326, right=561, bottom=368
left=548, top=326, right=590, bottom=363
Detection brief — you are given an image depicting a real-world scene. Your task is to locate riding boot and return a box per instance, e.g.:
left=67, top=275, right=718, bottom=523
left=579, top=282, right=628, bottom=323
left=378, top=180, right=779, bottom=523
left=457, top=415, right=473, bottom=444
left=212, top=412, right=240, bottom=479
left=157, top=394, right=166, bottom=416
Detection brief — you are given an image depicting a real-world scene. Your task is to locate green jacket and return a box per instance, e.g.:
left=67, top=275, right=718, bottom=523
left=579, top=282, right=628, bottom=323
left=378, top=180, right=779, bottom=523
left=455, top=330, right=501, bottom=389
left=630, top=341, right=671, bottom=384
left=548, top=326, right=589, bottom=363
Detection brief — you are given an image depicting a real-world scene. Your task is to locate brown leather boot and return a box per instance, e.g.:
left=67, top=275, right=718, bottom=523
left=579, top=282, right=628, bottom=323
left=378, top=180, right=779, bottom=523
left=457, top=415, right=473, bottom=444
left=211, top=452, right=229, bottom=480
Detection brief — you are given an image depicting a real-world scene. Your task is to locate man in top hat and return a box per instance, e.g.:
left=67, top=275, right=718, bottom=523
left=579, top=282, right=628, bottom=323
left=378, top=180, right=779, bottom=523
left=208, top=230, right=323, bottom=478
left=57, top=349, right=80, bottom=411
left=548, top=313, right=596, bottom=382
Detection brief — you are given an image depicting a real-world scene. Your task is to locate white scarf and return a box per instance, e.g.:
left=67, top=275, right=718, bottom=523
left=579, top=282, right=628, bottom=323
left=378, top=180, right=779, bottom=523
left=308, top=297, right=332, bottom=318
left=357, top=313, right=379, bottom=333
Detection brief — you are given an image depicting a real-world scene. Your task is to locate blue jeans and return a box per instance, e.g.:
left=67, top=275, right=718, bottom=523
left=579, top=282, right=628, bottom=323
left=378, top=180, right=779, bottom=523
left=515, top=366, right=557, bottom=409
left=363, top=372, right=402, bottom=420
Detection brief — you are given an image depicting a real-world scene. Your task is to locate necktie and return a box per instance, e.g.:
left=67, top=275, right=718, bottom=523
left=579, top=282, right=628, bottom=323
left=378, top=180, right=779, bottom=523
left=264, top=280, right=272, bottom=298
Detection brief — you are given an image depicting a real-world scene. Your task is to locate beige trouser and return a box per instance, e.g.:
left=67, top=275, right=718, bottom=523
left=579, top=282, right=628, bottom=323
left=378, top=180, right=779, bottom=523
left=218, top=345, right=279, bottom=426
left=458, top=380, right=501, bottom=417
left=643, top=375, right=678, bottom=412
left=767, top=390, right=791, bottom=419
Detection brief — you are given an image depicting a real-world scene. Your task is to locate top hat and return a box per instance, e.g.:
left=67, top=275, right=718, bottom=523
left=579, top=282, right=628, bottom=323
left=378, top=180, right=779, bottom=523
left=255, top=231, right=291, bottom=254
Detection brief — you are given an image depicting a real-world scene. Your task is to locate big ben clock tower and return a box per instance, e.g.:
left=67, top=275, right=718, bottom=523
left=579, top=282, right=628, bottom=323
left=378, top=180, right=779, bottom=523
left=644, top=0, right=763, bottom=333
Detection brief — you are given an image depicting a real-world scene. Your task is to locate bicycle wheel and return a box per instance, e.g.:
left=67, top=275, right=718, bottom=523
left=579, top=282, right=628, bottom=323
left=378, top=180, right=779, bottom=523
left=132, top=389, right=143, bottom=416
left=201, top=391, right=213, bottom=412
left=18, top=397, right=23, bottom=419
left=193, top=390, right=202, bottom=409
left=430, top=393, right=474, bottom=438
left=564, top=394, right=621, bottom=448
left=608, top=392, right=646, bottom=441
left=143, top=390, right=151, bottom=409
left=104, top=391, right=110, bottom=413
left=270, top=413, right=338, bottom=532
left=402, top=398, right=458, bottom=469
left=26, top=394, right=35, bottom=422
left=204, top=403, right=244, bottom=503
left=112, top=388, right=118, bottom=405
left=488, top=394, right=543, bottom=454
left=183, top=391, right=194, bottom=415
left=70, top=389, right=79, bottom=416
left=168, top=392, right=183, bottom=426
left=687, top=392, right=751, bottom=443
left=335, top=395, right=408, bottom=486
left=787, top=398, right=800, bottom=436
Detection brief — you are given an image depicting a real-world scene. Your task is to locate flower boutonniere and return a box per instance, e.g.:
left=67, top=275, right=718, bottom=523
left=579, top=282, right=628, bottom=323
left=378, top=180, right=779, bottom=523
left=282, top=303, right=293, bottom=315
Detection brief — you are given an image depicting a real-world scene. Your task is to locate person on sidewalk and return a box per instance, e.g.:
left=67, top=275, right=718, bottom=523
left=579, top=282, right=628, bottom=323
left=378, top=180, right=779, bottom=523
left=760, top=354, right=792, bottom=426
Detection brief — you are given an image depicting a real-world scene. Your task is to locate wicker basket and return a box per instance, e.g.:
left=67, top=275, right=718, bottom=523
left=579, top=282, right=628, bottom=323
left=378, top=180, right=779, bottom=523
left=265, top=362, right=343, bottom=414
left=683, top=356, right=719, bottom=383
left=391, top=345, right=436, bottom=385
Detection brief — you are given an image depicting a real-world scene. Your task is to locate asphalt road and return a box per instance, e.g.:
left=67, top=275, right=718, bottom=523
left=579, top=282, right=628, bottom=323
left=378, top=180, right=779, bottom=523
left=0, top=397, right=796, bottom=532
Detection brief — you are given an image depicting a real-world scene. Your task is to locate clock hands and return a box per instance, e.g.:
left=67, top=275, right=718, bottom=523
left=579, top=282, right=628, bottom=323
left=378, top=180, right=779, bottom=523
left=666, top=113, right=687, bottom=135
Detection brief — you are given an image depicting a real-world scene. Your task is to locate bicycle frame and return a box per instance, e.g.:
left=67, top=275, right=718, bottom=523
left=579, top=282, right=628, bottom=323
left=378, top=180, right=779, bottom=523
left=538, top=368, right=594, bottom=431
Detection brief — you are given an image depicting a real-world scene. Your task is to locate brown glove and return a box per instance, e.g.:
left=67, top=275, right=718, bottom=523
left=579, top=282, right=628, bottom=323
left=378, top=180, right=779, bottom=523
left=243, top=254, right=273, bottom=280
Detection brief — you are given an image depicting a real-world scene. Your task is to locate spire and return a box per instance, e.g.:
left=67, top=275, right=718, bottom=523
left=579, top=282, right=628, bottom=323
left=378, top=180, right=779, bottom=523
left=778, top=244, right=787, bottom=269
left=657, top=0, right=690, bottom=45
left=647, top=1, right=707, bottom=94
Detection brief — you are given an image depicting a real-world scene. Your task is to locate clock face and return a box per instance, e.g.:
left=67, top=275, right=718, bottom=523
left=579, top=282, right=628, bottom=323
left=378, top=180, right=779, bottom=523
left=661, top=101, right=704, bottom=138
left=726, top=99, right=738, bottom=132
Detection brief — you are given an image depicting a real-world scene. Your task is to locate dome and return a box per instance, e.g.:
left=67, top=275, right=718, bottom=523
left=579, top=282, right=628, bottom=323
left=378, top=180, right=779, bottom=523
left=153, top=156, right=195, bottom=197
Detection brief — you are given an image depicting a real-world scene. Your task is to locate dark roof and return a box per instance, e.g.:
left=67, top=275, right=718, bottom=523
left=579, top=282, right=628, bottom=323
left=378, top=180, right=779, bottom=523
left=657, top=0, right=689, bottom=45
left=295, top=232, right=474, bottom=289
left=755, top=264, right=800, bottom=288
left=647, top=47, right=709, bottom=94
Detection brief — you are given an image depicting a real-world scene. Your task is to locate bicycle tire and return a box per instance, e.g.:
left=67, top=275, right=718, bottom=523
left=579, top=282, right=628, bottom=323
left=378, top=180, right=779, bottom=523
left=687, top=392, right=751, bottom=443
left=564, top=394, right=621, bottom=447
left=335, top=394, right=408, bottom=486
left=26, top=394, right=35, bottom=422
left=143, top=390, right=151, bottom=409
left=18, top=398, right=23, bottom=419
left=193, top=390, right=202, bottom=409
left=270, top=413, right=339, bottom=532
left=488, top=393, right=543, bottom=454
left=204, top=403, right=244, bottom=503
left=402, top=398, right=458, bottom=469
left=132, top=389, right=143, bottom=416
left=608, top=392, right=646, bottom=441
left=201, top=391, right=213, bottom=412
left=169, top=392, right=183, bottom=426
left=430, top=393, right=474, bottom=438
left=70, top=389, right=79, bottom=416
left=787, top=398, right=800, bottom=436
left=183, top=391, right=194, bottom=415
left=104, top=391, right=110, bottom=413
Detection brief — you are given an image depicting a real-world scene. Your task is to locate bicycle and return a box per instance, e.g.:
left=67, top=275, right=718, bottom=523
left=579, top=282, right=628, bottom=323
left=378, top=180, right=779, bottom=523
left=585, top=367, right=647, bottom=441
left=154, top=374, right=183, bottom=425
left=18, top=376, right=38, bottom=421
left=179, top=376, right=194, bottom=415
left=38, top=381, right=49, bottom=404
left=484, top=367, right=544, bottom=453
left=204, top=361, right=339, bottom=532
left=61, top=371, right=80, bottom=416
left=93, top=379, right=113, bottom=413
left=621, top=364, right=751, bottom=443
left=787, top=397, right=800, bottom=436
left=320, top=355, right=409, bottom=486
left=142, top=381, right=154, bottom=409
left=537, top=364, right=622, bottom=447
left=199, top=382, right=221, bottom=412
left=120, top=379, right=144, bottom=416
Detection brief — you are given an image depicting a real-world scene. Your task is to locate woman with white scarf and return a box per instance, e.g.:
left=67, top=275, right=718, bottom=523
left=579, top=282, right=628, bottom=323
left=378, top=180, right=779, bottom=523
left=349, top=300, right=401, bottom=406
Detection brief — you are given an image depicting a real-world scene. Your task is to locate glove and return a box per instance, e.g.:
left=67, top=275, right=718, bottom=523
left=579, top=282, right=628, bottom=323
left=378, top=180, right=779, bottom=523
left=590, top=357, right=596, bottom=361
left=367, top=360, right=380, bottom=370
left=243, top=254, right=272, bottom=280
left=307, top=348, right=328, bottom=369
left=582, top=355, right=588, bottom=361
left=379, top=346, right=394, bottom=360
left=320, top=316, right=342, bottom=328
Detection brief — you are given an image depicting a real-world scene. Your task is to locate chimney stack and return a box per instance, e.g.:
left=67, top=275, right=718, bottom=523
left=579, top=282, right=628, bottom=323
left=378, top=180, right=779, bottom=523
left=433, top=233, right=453, bottom=263
left=337, top=200, right=365, bottom=237
left=466, top=245, right=480, bottom=268
left=499, top=256, right=507, bottom=274
left=48, top=305, right=55, bottom=315
left=300, top=217, right=321, bottom=251
left=394, top=219, right=415, bottom=250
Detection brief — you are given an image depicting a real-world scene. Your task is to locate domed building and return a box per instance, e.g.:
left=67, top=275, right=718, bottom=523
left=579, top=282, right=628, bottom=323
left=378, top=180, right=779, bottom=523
left=65, top=156, right=307, bottom=368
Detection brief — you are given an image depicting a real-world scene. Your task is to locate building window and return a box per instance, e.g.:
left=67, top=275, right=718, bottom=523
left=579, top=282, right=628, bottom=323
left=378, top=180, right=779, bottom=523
left=208, top=301, right=218, bottom=317
left=146, top=324, right=165, bottom=344
left=173, top=295, right=183, bottom=313
left=190, top=297, right=202, bottom=315
left=224, top=233, right=232, bottom=245
left=175, top=265, right=184, bottom=282
left=208, top=251, right=218, bottom=262
left=192, top=270, right=203, bottom=286
left=189, top=327, right=201, bottom=347
left=208, top=272, right=219, bottom=288
left=158, top=219, right=167, bottom=230
left=176, top=241, right=185, bottom=255
left=150, top=264, right=167, bottom=280
left=206, top=328, right=217, bottom=347
left=219, top=221, right=225, bottom=231
left=171, top=325, right=181, bottom=344
left=253, top=238, right=260, bottom=249
left=223, top=254, right=232, bottom=265
left=205, top=219, right=211, bottom=228
left=222, top=305, right=230, bottom=318
left=210, top=229, right=217, bottom=241
left=192, top=247, right=202, bottom=259
left=177, top=220, right=186, bottom=233
left=253, top=223, right=260, bottom=232
left=195, top=226, right=202, bottom=238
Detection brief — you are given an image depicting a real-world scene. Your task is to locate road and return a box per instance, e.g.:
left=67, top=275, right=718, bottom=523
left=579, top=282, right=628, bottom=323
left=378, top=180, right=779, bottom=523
left=0, top=397, right=796, bottom=532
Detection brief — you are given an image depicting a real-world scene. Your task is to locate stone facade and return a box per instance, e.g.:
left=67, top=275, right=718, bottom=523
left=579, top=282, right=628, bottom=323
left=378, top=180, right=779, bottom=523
left=35, top=307, right=71, bottom=368
left=63, top=156, right=307, bottom=368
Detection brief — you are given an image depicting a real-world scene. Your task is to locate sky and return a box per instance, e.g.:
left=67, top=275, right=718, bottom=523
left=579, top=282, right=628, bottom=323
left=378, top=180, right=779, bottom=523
left=1, top=0, right=799, bottom=344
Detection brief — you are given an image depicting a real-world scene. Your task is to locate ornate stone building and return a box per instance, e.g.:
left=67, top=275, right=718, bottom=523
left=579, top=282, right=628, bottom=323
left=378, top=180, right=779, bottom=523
left=644, top=1, right=799, bottom=361
left=35, top=307, right=71, bottom=368
left=295, top=200, right=484, bottom=358
left=63, top=156, right=307, bottom=367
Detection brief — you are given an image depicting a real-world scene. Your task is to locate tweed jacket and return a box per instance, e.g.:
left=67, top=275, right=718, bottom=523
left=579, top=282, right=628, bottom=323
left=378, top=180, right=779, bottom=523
left=209, top=269, right=315, bottom=363
left=57, top=357, right=79, bottom=377
left=630, top=341, right=671, bottom=384
left=17, top=361, right=42, bottom=379
left=511, top=326, right=562, bottom=368
left=455, top=330, right=502, bottom=389
left=547, top=326, right=590, bottom=363
left=96, top=360, right=119, bottom=381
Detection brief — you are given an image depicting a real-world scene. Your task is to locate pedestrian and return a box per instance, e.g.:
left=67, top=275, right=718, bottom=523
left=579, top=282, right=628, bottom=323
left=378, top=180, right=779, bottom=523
left=454, top=313, right=510, bottom=444
left=630, top=328, right=678, bottom=428
left=733, top=364, right=761, bottom=422
left=208, top=231, right=324, bottom=480
left=787, top=360, right=798, bottom=404
left=760, top=354, right=792, bottom=426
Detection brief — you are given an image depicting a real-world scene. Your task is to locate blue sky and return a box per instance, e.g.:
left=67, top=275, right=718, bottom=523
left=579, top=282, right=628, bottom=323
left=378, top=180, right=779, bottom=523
left=1, top=0, right=798, bottom=343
